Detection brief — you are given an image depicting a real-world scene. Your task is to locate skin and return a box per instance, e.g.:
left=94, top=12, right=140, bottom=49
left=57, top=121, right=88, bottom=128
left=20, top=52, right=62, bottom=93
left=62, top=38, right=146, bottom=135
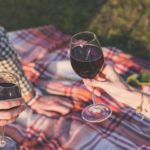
left=0, top=98, right=25, bottom=126
left=30, top=95, right=73, bottom=116
left=83, top=65, right=150, bottom=118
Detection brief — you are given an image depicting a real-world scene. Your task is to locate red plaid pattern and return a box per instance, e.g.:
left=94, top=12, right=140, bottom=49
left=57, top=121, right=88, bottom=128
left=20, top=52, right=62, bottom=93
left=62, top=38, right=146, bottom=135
left=7, top=25, right=150, bottom=150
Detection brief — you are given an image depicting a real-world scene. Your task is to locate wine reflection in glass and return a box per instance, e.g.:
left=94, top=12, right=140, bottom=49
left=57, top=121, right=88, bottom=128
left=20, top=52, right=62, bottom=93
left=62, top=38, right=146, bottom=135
left=70, top=31, right=112, bottom=123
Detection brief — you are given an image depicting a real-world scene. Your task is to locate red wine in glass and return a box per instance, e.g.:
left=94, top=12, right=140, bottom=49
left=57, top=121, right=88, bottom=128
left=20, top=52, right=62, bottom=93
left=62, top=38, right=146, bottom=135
left=70, top=31, right=112, bottom=123
left=71, top=44, right=104, bottom=79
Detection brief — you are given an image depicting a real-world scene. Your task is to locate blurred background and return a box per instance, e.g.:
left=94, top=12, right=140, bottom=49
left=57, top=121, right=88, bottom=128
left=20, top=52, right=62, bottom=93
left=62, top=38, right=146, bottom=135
left=0, top=0, right=150, bottom=59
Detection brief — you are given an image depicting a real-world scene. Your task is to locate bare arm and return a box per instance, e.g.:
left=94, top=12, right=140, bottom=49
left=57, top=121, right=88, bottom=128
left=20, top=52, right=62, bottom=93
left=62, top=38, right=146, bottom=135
left=83, top=65, right=150, bottom=118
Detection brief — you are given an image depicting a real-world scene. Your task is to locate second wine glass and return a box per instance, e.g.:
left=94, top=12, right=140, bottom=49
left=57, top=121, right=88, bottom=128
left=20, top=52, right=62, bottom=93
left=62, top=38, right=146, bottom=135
left=70, top=31, right=112, bottom=123
left=0, top=72, right=22, bottom=150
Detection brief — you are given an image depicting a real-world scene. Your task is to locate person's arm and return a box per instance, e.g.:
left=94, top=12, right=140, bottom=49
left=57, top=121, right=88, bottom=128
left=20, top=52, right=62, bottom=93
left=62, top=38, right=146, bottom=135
left=103, top=85, right=150, bottom=116
left=102, top=86, right=150, bottom=118
left=83, top=65, right=150, bottom=118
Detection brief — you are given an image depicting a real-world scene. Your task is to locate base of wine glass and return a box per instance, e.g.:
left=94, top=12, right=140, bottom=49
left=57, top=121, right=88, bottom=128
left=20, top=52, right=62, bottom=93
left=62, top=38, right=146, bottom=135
left=82, top=104, right=112, bottom=123
left=0, top=136, right=17, bottom=150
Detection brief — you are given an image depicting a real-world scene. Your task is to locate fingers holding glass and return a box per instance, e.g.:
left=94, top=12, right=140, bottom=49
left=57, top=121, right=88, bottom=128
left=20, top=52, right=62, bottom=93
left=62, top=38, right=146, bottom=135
left=0, top=105, right=25, bottom=121
left=70, top=31, right=112, bottom=123
left=0, top=72, right=23, bottom=149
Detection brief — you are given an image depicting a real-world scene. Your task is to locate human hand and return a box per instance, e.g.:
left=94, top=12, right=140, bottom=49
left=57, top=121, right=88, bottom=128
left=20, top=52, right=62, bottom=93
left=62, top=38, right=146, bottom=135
left=83, top=65, right=130, bottom=99
left=30, top=95, right=73, bottom=117
left=0, top=98, right=25, bottom=126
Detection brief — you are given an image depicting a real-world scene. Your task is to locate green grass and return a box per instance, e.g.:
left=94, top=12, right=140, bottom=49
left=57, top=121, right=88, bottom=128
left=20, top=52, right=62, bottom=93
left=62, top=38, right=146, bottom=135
left=0, top=0, right=101, bottom=31
left=0, top=0, right=150, bottom=59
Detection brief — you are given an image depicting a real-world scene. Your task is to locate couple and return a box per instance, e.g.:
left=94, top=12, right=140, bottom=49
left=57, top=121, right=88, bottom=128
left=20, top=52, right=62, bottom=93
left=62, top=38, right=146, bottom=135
left=0, top=26, right=150, bottom=149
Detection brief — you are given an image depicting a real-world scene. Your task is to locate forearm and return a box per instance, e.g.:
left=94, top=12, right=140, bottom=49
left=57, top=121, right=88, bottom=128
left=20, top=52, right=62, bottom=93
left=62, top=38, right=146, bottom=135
left=118, top=90, right=141, bottom=109
left=142, top=93, right=150, bottom=118
left=111, top=88, right=150, bottom=118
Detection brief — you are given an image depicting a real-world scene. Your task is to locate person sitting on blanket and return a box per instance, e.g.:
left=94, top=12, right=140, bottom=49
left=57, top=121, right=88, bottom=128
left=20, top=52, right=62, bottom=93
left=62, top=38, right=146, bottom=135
left=83, top=64, right=150, bottom=119
left=0, top=27, right=73, bottom=127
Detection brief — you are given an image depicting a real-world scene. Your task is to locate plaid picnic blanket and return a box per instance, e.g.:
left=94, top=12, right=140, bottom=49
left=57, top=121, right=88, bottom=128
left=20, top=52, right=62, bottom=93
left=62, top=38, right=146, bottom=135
left=7, top=25, right=150, bottom=150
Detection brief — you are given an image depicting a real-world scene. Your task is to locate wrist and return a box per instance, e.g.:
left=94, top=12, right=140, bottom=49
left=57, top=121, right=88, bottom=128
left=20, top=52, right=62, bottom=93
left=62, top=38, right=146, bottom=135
left=130, top=91, right=142, bottom=109
left=142, top=93, right=150, bottom=117
left=134, top=91, right=150, bottom=118
left=143, top=94, right=150, bottom=104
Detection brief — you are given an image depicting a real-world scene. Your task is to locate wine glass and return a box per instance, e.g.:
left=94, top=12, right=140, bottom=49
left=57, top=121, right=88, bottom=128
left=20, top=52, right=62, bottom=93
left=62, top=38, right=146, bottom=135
left=0, top=72, right=22, bottom=150
left=70, top=31, right=112, bottom=123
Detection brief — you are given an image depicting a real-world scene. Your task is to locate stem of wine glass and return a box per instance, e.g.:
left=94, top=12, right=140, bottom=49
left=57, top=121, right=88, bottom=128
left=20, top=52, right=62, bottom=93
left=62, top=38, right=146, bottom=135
left=0, top=126, right=5, bottom=147
left=92, top=88, right=96, bottom=105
